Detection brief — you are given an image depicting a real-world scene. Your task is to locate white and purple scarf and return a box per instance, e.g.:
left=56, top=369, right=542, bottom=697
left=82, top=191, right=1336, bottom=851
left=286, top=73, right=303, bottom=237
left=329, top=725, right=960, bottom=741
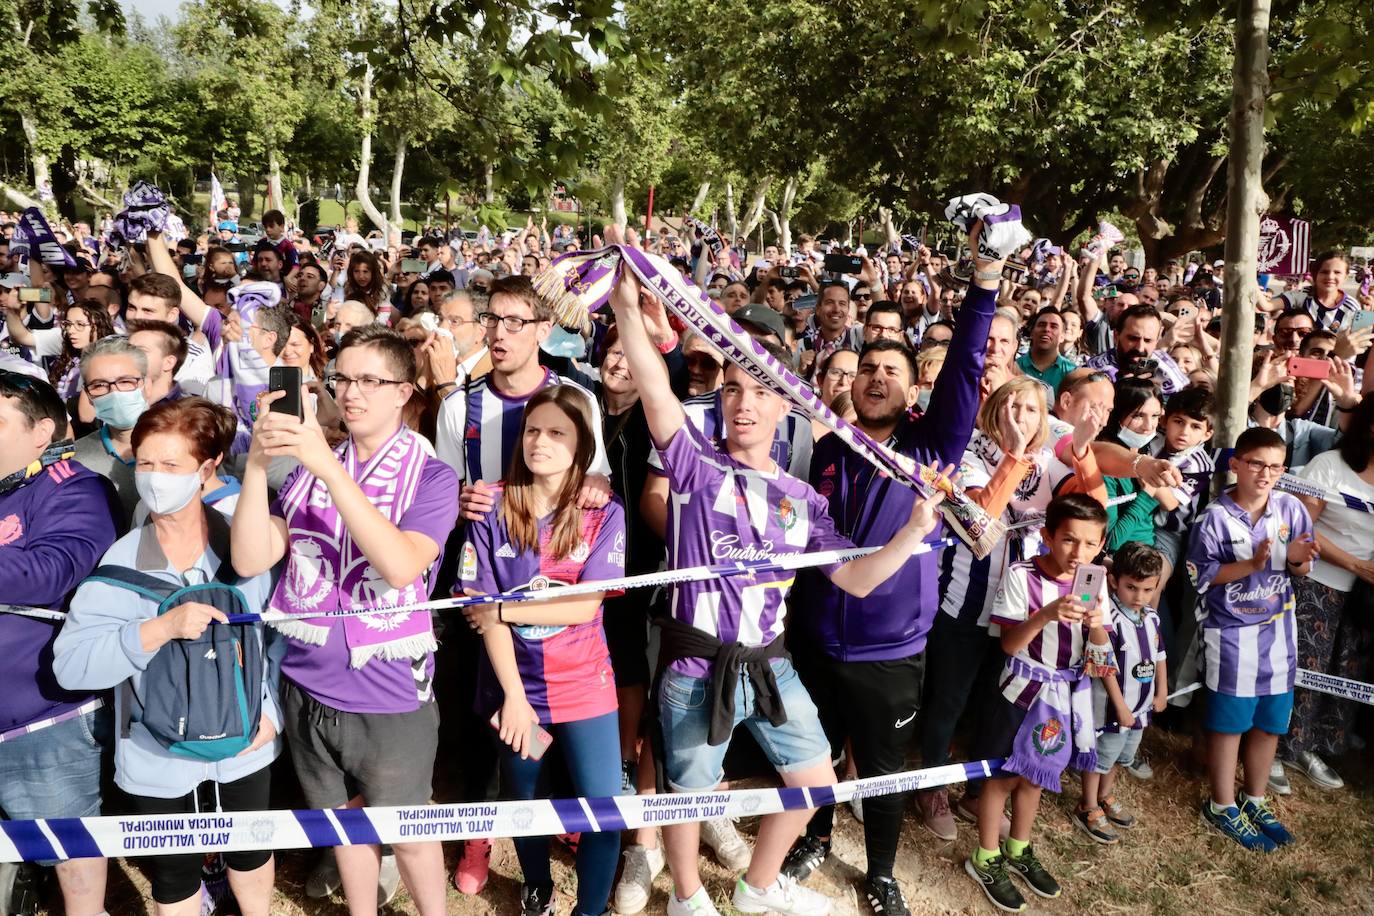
left=14, top=208, right=76, bottom=268
left=1002, top=657, right=1097, bottom=793
left=533, top=240, right=1007, bottom=558
left=269, top=426, right=436, bottom=667
left=112, top=181, right=175, bottom=245
left=218, top=282, right=281, bottom=449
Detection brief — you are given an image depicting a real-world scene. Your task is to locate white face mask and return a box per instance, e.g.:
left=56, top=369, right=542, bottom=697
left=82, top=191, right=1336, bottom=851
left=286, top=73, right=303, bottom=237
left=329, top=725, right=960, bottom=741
left=135, top=467, right=205, bottom=516
left=1116, top=426, right=1155, bottom=450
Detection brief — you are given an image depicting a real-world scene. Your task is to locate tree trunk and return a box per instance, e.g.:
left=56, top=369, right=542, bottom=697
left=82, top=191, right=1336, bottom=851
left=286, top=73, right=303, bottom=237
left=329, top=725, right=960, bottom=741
left=483, top=162, right=494, bottom=204
left=267, top=149, right=284, bottom=216
left=610, top=171, right=627, bottom=229
left=0, top=181, right=42, bottom=210
left=691, top=180, right=711, bottom=215
left=239, top=175, right=258, bottom=225
left=776, top=176, right=798, bottom=253
left=19, top=113, right=51, bottom=206
left=724, top=181, right=738, bottom=242
left=1215, top=0, right=1271, bottom=464
left=53, top=145, right=79, bottom=221
left=389, top=133, right=407, bottom=229
left=877, top=205, right=900, bottom=251
left=739, top=178, right=770, bottom=239
left=354, top=64, right=390, bottom=237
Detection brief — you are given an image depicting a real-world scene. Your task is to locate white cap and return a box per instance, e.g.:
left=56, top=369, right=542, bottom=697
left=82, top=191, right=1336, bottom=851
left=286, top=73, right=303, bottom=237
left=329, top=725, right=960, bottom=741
left=1212, top=259, right=1225, bottom=268
left=0, top=273, right=26, bottom=289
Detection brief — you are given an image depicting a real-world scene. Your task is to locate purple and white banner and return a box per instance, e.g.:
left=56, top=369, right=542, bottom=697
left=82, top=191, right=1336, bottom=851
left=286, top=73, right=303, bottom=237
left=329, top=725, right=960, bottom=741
left=1257, top=215, right=1311, bottom=277
left=0, top=758, right=1002, bottom=862
left=14, top=208, right=76, bottom=268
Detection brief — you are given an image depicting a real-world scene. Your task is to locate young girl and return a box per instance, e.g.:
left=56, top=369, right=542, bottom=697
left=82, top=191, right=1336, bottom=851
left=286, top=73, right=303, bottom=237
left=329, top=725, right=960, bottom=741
left=460, top=385, right=625, bottom=916
left=1099, top=379, right=1172, bottom=551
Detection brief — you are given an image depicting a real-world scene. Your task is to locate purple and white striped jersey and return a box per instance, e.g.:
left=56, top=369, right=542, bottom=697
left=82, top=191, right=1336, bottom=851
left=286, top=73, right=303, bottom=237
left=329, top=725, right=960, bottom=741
left=1281, top=290, right=1359, bottom=332
left=1186, top=489, right=1312, bottom=697
left=434, top=368, right=609, bottom=485
left=1148, top=438, right=1217, bottom=533
left=646, top=390, right=813, bottom=478
left=657, top=421, right=852, bottom=678
left=989, top=558, right=1111, bottom=709
left=1092, top=600, right=1166, bottom=732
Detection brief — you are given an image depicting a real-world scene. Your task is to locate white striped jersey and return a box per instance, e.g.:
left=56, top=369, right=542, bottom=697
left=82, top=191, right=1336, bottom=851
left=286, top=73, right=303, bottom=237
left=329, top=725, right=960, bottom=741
left=434, top=368, right=610, bottom=485
left=989, top=558, right=1112, bottom=709
left=1148, top=438, right=1217, bottom=533
left=1092, top=600, right=1166, bottom=731
left=645, top=390, right=813, bottom=478
left=1186, top=489, right=1311, bottom=697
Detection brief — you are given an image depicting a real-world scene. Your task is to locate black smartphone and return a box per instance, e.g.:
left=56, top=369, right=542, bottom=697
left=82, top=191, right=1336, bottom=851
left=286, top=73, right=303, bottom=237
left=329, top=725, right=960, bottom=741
left=824, top=253, right=863, bottom=275
left=777, top=265, right=800, bottom=279
left=182, top=253, right=203, bottom=266
left=268, top=366, right=303, bottom=419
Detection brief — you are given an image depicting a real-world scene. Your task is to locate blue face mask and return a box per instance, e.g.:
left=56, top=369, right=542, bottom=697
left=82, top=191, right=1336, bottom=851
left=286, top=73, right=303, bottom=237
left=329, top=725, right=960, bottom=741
left=915, top=388, right=933, bottom=412
left=540, top=325, right=587, bottom=359
left=93, top=387, right=148, bottom=430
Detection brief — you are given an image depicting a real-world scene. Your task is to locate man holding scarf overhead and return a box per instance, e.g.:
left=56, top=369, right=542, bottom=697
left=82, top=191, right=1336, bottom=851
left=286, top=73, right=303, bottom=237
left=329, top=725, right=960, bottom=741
left=231, top=324, right=459, bottom=916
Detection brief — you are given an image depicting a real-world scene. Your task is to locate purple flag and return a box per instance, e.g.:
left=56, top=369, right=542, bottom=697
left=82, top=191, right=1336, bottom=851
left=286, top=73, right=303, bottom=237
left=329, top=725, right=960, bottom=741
left=1257, top=215, right=1311, bottom=277
left=15, top=208, right=76, bottom=268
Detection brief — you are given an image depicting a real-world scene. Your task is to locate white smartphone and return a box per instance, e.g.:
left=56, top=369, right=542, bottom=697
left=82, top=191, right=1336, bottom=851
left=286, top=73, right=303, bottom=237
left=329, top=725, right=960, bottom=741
left=1070, top=563, right=1107, bottom=605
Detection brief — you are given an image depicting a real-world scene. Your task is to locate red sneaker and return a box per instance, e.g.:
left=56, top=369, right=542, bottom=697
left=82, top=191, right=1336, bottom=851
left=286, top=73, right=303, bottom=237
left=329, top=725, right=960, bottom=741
left=453, top=838, right=491, bottom=895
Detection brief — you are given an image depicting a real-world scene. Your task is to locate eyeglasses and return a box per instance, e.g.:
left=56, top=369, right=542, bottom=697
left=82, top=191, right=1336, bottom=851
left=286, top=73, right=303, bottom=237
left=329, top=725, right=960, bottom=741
left=61, top=320, right=92, bottom=330
left=441, top=314, right=478, bottom=328
left=865, top=324, right=904, bottom=339
left=326, top=373, right=405, bottom=394
left=477, top=311, right=543, bottom=333
left=922, top=338, right=951, bottom=348
left=1241, top=459, right=1285, bottom=476
left=823, top=367, right=858, bottom=382
left=86, top=376, right=143, bottom=397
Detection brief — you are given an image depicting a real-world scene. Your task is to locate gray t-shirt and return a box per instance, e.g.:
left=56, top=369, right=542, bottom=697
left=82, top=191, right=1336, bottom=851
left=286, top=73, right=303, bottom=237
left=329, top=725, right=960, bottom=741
left=73, top=429, right=137, bottom=523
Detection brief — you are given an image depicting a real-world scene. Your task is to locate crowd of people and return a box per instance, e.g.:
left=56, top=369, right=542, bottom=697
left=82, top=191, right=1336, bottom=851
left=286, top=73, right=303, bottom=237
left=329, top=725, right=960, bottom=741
left=0, top=198, right=1371, bottom=916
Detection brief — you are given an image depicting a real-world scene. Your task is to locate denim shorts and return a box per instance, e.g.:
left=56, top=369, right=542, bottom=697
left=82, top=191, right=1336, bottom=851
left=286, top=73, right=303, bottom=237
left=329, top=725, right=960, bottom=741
left=658, top=658, right=831, bottom=792
left=0, top=708, right=109, bottom=864
left=1204, top=689, right=1294, bottom=736
left=1094, top=727, right=1144, bottom=774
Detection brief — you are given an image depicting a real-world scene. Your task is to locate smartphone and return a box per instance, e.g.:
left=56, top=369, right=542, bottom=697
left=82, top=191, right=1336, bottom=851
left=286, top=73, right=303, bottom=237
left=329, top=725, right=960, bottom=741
left=1351, top=310, right=1374, bottom=333
left=490, top=710, right=553, bottom=761
left=224, top=241, right=247, bottom=253
left=1070, top=563, right=1107, bottom=606
left=777, top=265, right=800, bottom=279
left=823, top=253, right=863, bottom=275
left=1287, top=356, right=1331, bottom=380
left=401, top=258, right=427, bottom=274
left=268, top=365, right=304, bottom=419
left=17, top=287, right=52, bottom=304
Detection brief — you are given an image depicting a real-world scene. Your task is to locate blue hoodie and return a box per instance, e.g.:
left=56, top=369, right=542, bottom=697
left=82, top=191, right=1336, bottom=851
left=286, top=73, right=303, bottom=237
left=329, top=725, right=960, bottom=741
left=794, top=283, right=996, bottom=662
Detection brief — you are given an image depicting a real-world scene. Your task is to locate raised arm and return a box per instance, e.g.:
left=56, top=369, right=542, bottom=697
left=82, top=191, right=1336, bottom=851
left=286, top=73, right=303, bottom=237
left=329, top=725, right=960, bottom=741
left=145, top=228, right=211, bottom=330
left=608, top=271, right=685, bottom=449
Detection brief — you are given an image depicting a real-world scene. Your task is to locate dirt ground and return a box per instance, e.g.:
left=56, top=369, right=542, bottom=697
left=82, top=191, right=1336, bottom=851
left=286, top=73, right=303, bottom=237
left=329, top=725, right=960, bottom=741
left=58, top=726, right=1372, bottom=915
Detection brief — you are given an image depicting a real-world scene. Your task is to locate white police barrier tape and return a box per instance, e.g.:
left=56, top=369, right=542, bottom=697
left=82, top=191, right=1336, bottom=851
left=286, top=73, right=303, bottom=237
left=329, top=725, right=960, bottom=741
left=0, top=759, right=1003, bottom=863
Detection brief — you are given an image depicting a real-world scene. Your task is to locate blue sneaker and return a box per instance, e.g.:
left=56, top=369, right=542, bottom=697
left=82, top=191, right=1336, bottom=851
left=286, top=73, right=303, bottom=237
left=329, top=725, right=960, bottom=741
left=1200, top=802, right=1276, bottom=852
left=1240, top=795, right=1295, bottom=847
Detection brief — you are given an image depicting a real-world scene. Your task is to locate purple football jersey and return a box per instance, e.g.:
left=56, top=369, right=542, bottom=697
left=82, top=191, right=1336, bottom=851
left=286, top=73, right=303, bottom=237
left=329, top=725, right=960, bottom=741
left=657, top=422, right=853, bottom=677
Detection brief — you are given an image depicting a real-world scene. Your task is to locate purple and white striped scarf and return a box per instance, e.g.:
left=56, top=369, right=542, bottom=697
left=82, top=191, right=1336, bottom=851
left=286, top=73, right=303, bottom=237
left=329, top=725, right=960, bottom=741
left=219, top=281, right=280, bottom=446
left=533, top=244, right=1006, bottom=558
left=112, top=181, right=175, bottom=245
left=1002, top=657, right=1096, bottom=792
left=269, top=426, right=436, bottom=667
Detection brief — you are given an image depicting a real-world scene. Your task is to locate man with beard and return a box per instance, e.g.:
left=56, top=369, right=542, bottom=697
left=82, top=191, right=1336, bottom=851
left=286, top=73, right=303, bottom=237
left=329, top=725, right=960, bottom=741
left=1085, top=303, right=1189, bottom=394
left=780, top=221, right=1001, bottom=916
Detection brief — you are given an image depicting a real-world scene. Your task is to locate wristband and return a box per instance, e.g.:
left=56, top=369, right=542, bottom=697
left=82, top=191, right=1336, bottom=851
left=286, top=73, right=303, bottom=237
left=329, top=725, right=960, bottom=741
left=497, top=603, right=505, bottom=623
left=656, top=333, right=680, bottom=354
left=973, top=268, right=1002, bottom=282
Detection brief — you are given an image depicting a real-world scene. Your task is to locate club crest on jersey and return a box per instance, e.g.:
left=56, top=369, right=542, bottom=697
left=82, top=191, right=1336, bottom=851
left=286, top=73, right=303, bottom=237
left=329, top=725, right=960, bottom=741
left=1277, top=523, right=1290, bottom=542
left=1132, top=660, right=1155, bottom=683
left=1185, top=561, right=1199, bottom=585
left=1031, top=718, right=1066, bottom=756
left=775, top=498, right=798, bottom=532
left=570, top=540, right=590, bottom=563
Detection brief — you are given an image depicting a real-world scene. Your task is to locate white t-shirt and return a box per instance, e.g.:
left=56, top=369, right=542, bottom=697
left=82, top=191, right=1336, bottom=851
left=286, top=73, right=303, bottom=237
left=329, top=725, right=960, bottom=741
left=1300, top=449, right=1374, bottom=592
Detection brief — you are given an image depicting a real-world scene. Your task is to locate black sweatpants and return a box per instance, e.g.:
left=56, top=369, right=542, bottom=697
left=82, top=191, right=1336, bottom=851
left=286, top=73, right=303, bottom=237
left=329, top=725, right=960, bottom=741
left=793, top=648, right=924, bottom=879
left=919, top=612, right=1006, bottom=799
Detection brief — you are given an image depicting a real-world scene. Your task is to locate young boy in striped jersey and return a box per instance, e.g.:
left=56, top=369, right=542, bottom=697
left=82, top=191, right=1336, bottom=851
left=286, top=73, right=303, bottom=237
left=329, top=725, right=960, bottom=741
left=1076, top=543, right=1168, bottom=844
left=966, top=494, right=1112, bottom=913
left=1189, top=427, right=1317, bottom=851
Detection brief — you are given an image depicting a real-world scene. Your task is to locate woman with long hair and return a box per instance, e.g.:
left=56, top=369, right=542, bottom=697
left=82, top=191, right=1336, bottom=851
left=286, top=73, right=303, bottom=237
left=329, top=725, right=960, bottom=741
left=344, top=250, right=387, bottom=314
left=50, top=299, right=115, bottom=398
left=460, top=384, right=625, bottom=916
left=1098, top=378, right=1167, bottom=551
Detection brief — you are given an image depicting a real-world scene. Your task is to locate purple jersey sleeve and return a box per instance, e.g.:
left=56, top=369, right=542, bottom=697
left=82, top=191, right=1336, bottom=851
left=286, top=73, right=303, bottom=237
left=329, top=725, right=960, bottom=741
left=656, top=422, right=718, bottom=495
left=988, top=562, right=1031, bottom=629
left=200, top=305, right=223, bottom=352
left=396, top=458, right=460, bottom=549
left=1186, top=508, right=1226, bottom=594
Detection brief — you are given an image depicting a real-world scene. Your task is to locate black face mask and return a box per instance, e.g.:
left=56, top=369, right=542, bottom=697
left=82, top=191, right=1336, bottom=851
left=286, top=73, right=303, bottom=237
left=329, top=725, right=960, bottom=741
left=1258, top=383, right=1294, bottom=417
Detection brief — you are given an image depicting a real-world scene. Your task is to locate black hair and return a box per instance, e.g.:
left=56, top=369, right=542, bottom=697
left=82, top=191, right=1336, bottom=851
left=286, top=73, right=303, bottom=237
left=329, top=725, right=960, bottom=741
left=1311, top=250, right=1348, bottom=275
left=819, top=280, right=850, bottom=298
left=818, top=346, right=860, bottom=378
left=1275, top=307, right=1314, bottom=329
left=1233, top=426, right=1286, bottom=459
left=865, top=300, right=904, bottom=323
left=1044, top=492, right=1109, bottom=534
left=0, top=371, right=66, bottom=436
left=1163, top=385, right=1213, bottom=423
left=1101, top=377, right=1162, bottom=445
left=756, top=338, right=794, bottom=371
left=1338, top=393, right=1374, bottom=473
left=1030, top=305, right=1064, bottom=328
left=418, top=235, right=444, bottom=250
left=1112, top=542, right=1164, bottom=582
left=1113, top=302, right=1163, bottom=333
left=858, top=338, right=918, bottom=385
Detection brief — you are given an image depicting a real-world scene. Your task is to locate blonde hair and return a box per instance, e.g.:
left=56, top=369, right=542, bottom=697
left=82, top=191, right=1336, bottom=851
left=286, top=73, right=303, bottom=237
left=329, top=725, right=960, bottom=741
left=915, top=347, right=946, bottom=384
left=977, top=375, right=1050, bottom=454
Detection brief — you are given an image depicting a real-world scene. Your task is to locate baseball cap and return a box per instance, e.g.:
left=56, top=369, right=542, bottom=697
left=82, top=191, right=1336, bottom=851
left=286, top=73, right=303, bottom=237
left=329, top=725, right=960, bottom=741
left=732, top=303, right=788, bottom=345
left=0, top=272, right=27, bottom=289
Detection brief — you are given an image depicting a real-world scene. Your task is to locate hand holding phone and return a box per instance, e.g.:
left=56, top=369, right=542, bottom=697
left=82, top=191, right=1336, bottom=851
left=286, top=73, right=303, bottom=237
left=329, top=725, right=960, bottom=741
left=1350, top=309, right=1374, bottom=333
left=1286, top=356, right=1331, bottom=380
left=1071, top=563, right=1107, bottom=609
left=490, top=708, right=553, bottom=761
left=268, top=366, right=304, bottom=420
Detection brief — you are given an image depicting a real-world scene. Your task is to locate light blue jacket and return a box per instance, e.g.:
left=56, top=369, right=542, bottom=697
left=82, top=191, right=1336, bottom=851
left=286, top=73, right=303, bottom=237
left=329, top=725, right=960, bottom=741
left=53, top=509, right=284, bottom=800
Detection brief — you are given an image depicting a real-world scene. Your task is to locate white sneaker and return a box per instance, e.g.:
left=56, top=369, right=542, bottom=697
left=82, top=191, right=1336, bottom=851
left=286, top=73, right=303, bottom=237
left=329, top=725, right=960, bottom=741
left=849, top=795, right=865, bottom=824
left=614, top=844, right=665, bottom=914
left=666, top=886, right=722, bottom=915
left=732, top=874, right=833, bottom=915
left=377, top=853, right=401, bottom=906
left=701, top=816, right=752, bottom=871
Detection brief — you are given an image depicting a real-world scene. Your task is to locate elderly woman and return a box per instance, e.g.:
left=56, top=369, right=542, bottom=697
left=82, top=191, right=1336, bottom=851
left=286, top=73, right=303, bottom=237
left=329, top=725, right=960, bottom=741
left=54, top=397, right=283, bottom=916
